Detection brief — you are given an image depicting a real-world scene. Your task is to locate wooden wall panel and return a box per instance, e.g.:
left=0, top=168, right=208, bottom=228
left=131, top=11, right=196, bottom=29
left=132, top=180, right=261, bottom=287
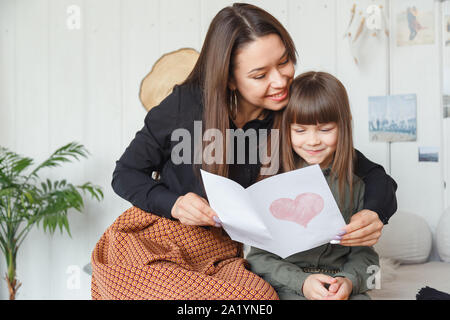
left=160, top=0, right=202, bottom=53
left=120, top=0, right=159, bottom=152
left=47, top=0, right=92, bottom=299
left=0, top=0, right=17, bottom=300
left=0, top=0, right=17, bottom=150
left=336, top=0, right=390, bottom=170
left=390, top=0, right=443, bottom=230
left=13, top=0, right=51, bottom=300
left=442, top=0, right=450, bottom=210
left=288, top=0, right=337, bottom=75
left=82, top=0, right=127, bottom=284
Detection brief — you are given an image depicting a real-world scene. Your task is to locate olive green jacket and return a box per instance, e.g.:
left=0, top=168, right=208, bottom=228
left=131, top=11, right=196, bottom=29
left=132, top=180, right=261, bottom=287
left=246, top=166, right=379, bottom=297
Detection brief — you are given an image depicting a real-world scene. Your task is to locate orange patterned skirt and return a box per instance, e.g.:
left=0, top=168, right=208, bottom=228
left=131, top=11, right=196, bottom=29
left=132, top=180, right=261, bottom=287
left=91, top=206, right=279, bottom=300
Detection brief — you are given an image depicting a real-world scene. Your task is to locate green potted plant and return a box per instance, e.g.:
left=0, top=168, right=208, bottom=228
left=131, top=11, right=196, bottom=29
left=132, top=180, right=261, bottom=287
left=0, top=142, right=103, bottom=300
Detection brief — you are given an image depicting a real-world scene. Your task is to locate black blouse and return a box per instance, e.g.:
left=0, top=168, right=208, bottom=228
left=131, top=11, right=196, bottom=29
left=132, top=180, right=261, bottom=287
left=112, top=83, right=397, bottom=224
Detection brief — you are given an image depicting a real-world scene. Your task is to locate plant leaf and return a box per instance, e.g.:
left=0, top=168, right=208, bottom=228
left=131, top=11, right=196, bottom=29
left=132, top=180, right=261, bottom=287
left=1, top=143, right=103, bottom=257
left=12, top=157, right=34, bottom=175
left=28, top=142, right=89, bottom=178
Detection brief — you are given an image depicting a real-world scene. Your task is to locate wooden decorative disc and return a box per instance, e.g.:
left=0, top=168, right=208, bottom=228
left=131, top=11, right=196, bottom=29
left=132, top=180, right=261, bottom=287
left=139, top=48, right=199, bottom=112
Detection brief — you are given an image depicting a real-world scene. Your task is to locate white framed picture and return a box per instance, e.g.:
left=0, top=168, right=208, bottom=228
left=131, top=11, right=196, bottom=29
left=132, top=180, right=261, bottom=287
left=369, top=94, right=417, bottom=142
left=396, top=1, right=435, bottom=46
left=419, top=147, right=439, bottom=163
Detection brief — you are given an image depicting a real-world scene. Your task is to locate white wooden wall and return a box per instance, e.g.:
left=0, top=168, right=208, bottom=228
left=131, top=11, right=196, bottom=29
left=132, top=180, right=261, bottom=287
left=443, top=0, right=450, bottom=210
left=0, top=0, right=447, bottom=299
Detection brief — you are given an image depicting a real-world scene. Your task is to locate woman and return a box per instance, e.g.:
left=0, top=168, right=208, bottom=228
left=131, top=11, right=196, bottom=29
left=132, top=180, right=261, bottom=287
left=91, top=3, right=397, bottom=300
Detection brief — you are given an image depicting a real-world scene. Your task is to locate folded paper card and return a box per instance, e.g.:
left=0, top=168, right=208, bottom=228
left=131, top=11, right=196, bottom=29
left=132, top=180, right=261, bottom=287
left=200, top=165, right=346, bottom=258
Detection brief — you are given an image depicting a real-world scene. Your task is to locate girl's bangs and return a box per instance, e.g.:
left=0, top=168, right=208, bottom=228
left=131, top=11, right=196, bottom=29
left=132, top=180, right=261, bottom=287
left=288, top=86, right=339, bottom=125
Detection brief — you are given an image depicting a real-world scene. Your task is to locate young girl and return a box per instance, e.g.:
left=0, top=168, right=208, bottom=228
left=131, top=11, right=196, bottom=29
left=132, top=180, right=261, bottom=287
left=246, top=71, right=379, bottom=300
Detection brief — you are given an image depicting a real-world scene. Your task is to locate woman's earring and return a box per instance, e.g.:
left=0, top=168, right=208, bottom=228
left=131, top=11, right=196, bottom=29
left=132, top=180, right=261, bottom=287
left=230, top=90, right=238, bottom=120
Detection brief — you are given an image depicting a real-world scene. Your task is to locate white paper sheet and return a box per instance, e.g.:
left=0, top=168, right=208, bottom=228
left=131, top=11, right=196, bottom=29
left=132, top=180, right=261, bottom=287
left=200, top=165, right=346, bottom=258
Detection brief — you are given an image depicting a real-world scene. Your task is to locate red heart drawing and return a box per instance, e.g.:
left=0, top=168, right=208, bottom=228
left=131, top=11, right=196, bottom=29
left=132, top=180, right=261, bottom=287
left=269, top=193, right=324, bottom=228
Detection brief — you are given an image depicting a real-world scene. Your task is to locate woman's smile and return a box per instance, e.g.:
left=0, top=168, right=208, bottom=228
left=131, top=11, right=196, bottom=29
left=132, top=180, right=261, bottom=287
left=266, top=88, right=289, bottom=102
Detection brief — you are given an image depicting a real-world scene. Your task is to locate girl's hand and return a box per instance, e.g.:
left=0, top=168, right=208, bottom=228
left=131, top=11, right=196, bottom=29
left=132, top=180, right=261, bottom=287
left=302, top=274, right=337, bottom=300
left=339, top=209, right=384, bottom=246
left=325, top=277, right=352, bottom=300
left=171, top=192, right=221, bottom=227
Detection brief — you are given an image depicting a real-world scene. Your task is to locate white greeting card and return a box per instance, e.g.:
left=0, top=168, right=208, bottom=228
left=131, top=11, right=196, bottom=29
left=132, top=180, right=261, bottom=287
left=201, top=165, right=346, bottom=258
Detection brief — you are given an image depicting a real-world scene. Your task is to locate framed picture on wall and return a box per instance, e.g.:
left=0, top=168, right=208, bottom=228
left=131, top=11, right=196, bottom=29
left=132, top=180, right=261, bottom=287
left=445, top=15, right=450, bottom=47
left=396, top=1, right=435, bottom=46
left=418, top=147, right=439, bottom=162
left=444, top=95, right=450, bottom=119
left=369, top=94, right=417, bottom=142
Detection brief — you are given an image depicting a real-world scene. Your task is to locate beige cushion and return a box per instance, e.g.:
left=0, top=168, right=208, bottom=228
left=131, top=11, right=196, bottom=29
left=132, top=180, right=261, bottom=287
left=374, top=211, right=432, bottom=264
left=436, top=207, right=450, bottom=262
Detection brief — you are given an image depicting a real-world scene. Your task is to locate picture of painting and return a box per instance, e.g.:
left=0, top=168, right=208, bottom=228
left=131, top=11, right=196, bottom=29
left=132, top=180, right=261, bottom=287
left=419, top=147, right=439, bottom=163
left=369, top=94, right=417, bottom=142
left=396, top=4, right=435, bottom=46
left=446, top=16, right=450, bottom=47
left=444, top=95, right=450, bottom=119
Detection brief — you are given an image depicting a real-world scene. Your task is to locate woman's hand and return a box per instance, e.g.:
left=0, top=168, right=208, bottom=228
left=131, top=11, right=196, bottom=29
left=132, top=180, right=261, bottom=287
left=339, top=209, right=384, bottom=246
left=302, top=274, right=337, bottom=300
left=171, top=192, right=221, bottom=227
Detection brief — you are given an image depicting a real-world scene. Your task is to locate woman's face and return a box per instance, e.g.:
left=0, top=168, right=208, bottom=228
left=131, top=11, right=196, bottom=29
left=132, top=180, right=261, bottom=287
left=229, top=34, right=295, bottom=113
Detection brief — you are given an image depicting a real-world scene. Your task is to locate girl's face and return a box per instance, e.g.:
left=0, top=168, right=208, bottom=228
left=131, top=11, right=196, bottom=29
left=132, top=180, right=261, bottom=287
left=290, top=122, right=338, bottom=168
left=229, top=34, right=295, bottom=113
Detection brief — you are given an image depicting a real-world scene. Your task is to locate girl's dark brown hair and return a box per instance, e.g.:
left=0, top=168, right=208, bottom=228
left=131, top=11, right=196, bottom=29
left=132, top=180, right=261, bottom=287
left=182, top=2, right=297, bottom=178
left=280, top=71, right=356, bottom=208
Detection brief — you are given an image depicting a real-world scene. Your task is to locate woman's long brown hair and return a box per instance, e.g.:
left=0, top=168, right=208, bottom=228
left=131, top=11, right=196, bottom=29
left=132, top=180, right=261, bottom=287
left=280, top=72, right=356, bottom=208
left=182, top=3, right=297, bottom=178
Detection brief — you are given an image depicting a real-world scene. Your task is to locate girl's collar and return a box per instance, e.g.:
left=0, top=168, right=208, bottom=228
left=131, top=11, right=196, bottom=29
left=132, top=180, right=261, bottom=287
left=294, top=154, right=333, bottom=176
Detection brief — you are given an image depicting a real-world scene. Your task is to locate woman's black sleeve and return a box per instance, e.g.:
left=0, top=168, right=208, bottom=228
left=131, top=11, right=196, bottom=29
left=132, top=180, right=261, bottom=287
left=354, top=149, right=398, bottom=224
left=111, top=86, right=182, bottom=219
